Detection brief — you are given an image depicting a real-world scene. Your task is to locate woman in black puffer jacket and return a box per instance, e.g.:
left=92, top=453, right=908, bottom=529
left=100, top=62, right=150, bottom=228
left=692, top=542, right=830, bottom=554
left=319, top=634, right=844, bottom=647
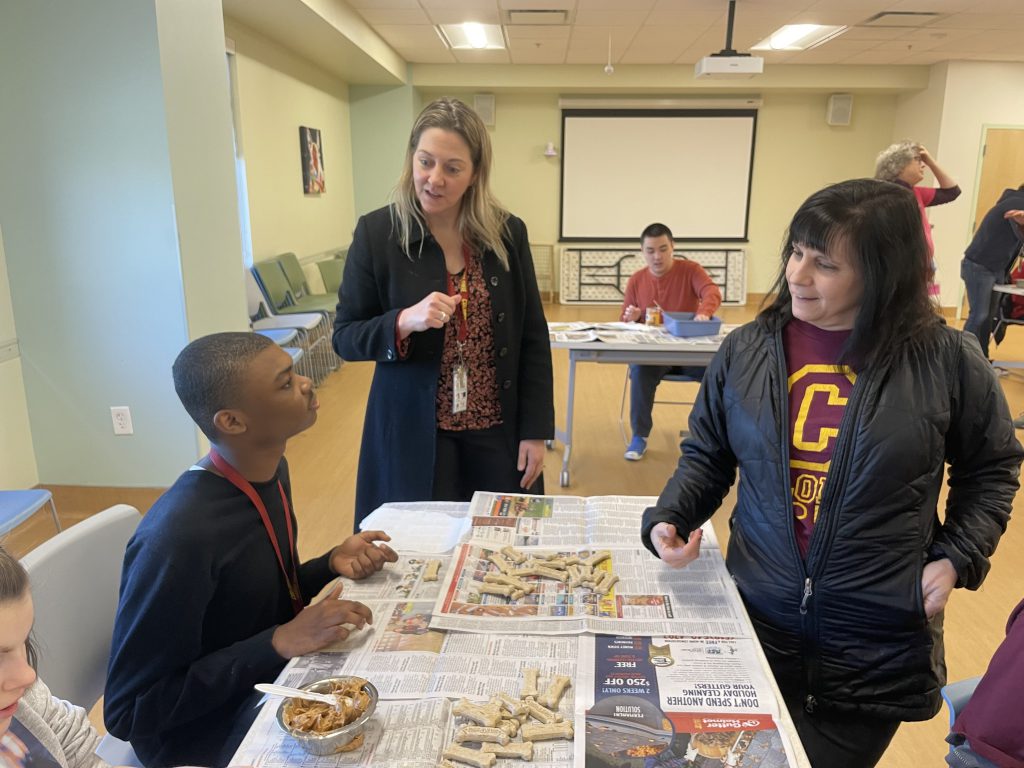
left=642, top=178, right=1023, bottom=768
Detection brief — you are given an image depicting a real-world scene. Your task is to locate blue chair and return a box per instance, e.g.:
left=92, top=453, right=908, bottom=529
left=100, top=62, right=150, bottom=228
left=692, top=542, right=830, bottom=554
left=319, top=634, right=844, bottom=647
left=0, top=489, right=60, bottom=536
left=941, top=676, right=982, bottom=753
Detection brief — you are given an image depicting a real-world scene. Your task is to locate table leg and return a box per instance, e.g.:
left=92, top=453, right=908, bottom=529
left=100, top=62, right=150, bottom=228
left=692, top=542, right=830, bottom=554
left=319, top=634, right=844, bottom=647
left=558, top=352, right=577, bottom=487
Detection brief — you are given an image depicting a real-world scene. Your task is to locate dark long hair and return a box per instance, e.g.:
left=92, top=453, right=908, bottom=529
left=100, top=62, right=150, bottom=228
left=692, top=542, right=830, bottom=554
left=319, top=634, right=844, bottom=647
left=0, top=543, right=38, bottom=668
left=758, top=178, right=940, bottom=370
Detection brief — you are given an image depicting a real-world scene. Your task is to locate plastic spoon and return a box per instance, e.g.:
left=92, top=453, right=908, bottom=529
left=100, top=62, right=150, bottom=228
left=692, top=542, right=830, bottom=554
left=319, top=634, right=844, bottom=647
left=254, top=683, right=353, bottom=710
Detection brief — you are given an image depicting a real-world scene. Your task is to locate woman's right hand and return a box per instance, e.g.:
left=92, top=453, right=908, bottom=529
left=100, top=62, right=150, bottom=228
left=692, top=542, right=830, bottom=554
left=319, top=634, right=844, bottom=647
left=651, top=522, right=703, bottom=568
left=397, top=291, right=462, bottom=339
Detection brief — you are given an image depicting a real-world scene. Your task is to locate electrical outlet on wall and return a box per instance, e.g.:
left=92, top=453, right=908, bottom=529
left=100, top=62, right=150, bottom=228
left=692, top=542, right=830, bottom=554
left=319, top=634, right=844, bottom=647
left=111, top=406, right=134, bottom=435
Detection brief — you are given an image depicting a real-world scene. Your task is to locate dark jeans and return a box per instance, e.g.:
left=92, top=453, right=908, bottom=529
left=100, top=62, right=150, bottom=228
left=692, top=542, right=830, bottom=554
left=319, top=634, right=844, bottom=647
left=628, top=364, right=705, bottom=438
left=783, top=694, right=900, bottom=768
left=432, top=426, right=542, bottom=501
left=945, top=735, right=1001, bottom=768
left=961, top=258, right=1002, bottom=359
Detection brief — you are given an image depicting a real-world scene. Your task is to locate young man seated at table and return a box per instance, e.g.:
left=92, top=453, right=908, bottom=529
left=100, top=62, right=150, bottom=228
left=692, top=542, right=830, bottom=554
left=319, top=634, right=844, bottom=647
left=620, top=222, right=722, bottom=461
left=104, top=332, right=398, bottom=768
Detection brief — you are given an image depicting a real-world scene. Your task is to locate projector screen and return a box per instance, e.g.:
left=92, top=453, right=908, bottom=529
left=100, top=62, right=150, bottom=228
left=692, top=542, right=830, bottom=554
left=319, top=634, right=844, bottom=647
left=560, top=109, right=757, bottom=242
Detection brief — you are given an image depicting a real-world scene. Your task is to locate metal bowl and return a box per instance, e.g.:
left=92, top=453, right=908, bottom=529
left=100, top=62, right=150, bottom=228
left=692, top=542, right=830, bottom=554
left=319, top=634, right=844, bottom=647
left=275, top=677, right=378, bottom=755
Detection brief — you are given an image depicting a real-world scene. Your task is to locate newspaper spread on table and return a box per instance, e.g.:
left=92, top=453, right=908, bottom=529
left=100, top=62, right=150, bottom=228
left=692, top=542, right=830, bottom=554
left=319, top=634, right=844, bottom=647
left=575, top=634, right=800, bottom=768
left=229, top=495, right=804, bottom=768
left=463, top=492, right=720, bottom=550
left=548, top=321, right=733, bottom=345
left=230, top=631, right=798, bottom=768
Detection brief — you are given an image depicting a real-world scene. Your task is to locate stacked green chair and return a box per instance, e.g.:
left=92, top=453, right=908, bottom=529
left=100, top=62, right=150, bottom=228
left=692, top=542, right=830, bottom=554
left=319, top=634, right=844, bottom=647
left=252, top=258, right=336, bottom=317
left=317, top=258, right=344, bottom=295
left=276, top=252, right=339, bottom=307
left=248, top=265, right=338, bottom=384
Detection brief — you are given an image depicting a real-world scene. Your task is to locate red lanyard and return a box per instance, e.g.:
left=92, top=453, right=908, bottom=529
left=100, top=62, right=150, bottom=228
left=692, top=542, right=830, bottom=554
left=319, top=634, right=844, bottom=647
left=209, top=449, right=303, bottom=616
left=447, top=246, right=471, bottom=343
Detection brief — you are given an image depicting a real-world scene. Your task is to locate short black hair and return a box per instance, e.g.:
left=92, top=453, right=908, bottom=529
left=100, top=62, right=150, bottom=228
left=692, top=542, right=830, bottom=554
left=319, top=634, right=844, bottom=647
left=0, top=543, right=37, bottom=668
left=172, top=332, right=276, bottom=442
left=641, top=223, right=674, bottom=242
left=759, top=178, right=940, bottom=370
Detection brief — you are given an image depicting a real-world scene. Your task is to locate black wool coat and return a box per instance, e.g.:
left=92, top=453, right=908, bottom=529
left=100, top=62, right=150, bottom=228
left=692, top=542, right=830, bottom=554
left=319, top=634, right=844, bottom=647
left=333, top=205, right=554, bottom=529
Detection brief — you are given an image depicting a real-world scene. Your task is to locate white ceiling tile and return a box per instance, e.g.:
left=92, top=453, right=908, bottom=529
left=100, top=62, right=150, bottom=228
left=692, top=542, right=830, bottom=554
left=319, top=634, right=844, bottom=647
left=842, top=25, right=910, bottom=40
left=574, top=10, right=651, bottom=27
left=508, top=37, right=568, bottom=63
left=621, top=27, right=693, bottom=64
left=499, top=0, right=574, bottom=10
left=373, top=23, right=446, bottom=48
left=506, top=24, right=572, bottom=39
left=575, top=0, right=656, bottom=10
left=428, top=8, right=502, bottom=24
left=356, top=8, right=432, bottom=24
left=967, top=0, right=1024, bottom=12
left=929, top=12, right=1024, bottom=28
left=452, top=48, right=512, bottom=63
left=347, top=0, right=422, bottom=8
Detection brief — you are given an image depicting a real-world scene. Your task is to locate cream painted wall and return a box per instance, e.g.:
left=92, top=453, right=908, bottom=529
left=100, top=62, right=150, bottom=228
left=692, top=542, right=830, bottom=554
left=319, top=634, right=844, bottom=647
left=0, top=227, right=38, bottom=488
left=923, top=62, right=1024, bottom=307
left=227, top=21, right=356, bottom=262
left=419, top=89, right=898, bottom=295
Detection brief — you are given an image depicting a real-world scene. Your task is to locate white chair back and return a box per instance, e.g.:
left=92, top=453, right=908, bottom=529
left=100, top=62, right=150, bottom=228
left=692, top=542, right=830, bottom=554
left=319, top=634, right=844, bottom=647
left=20, top=504, right=142, bottom=708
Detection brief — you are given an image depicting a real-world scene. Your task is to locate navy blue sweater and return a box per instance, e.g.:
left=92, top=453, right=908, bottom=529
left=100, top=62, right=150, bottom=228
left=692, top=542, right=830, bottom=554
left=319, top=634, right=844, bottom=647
left=104, top=459, right=334, bottom=767
left=964, top=187, right=1024, bottom=274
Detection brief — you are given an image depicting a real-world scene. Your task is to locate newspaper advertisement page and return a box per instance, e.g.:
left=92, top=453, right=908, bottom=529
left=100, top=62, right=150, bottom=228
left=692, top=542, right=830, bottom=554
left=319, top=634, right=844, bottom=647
left=466, top=493, right=719, bottom=551
left=576, top=635, right=798, bottom=768
left=430, top=543, right=747, bottom=637
left=467, top=493, right=660, bottom=548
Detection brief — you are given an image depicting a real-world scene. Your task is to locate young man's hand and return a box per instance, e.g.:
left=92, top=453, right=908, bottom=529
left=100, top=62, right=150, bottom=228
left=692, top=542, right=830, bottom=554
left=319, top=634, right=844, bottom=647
left=330, top=530, right=399, bottom=579
left=271, top=582, right=373, bottom=658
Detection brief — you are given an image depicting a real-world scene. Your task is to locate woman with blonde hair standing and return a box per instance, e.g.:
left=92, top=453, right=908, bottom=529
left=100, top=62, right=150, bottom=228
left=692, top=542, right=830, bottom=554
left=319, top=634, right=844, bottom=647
left=334, top=97, right=554, bottom=530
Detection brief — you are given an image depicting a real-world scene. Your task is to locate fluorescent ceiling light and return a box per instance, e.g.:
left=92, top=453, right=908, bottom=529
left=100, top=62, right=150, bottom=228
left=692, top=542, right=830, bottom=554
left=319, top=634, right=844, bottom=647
left=752, top=24, right=847, bottom=51
left=438, top=22, right=506, bottom=50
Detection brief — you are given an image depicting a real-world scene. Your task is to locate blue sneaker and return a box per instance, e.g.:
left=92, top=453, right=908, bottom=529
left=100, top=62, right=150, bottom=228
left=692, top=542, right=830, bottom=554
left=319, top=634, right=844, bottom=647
left=624, top=435, right=647, bottom=461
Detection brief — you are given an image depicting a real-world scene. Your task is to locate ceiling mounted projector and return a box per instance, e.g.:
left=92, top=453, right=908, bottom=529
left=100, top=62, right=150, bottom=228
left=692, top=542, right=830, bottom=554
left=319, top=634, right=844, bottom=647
left=695, top=55, right=764, bottom=79
left=695, top=0, right=763, bottom=80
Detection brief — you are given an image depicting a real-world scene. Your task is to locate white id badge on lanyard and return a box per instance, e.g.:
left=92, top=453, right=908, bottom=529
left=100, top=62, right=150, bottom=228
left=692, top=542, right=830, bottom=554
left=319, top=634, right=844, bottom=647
left=453, top=364, right=468, bottom=413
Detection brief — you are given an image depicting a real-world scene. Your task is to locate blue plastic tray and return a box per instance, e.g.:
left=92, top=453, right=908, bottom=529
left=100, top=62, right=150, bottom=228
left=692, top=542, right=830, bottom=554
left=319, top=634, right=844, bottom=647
left=662, top=311, right=723, bottom=338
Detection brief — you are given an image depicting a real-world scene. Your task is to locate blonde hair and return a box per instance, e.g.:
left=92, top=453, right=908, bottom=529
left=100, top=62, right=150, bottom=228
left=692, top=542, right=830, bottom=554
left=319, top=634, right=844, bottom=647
left=390, top=97, right=510, bottom=269
left=874, top=140, right=919, bottom=182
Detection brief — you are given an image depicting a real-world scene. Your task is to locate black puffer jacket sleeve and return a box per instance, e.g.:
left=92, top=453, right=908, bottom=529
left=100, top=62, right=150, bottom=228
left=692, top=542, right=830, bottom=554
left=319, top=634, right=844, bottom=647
left=938, top=332, right=1021, bottom=588
left=641, top=330, right=740, bottom=555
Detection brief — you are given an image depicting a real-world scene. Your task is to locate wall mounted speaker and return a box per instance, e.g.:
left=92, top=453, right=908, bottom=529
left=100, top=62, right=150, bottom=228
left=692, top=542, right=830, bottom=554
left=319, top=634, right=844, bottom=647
left=826, top=93, right=853, bottom=126
left=473, top=93, right=496, bottom=127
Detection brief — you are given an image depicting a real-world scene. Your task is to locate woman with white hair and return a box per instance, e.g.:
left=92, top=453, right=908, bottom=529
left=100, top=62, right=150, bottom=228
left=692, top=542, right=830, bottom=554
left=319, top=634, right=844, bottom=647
left=875, top=140, right=960, bottom=294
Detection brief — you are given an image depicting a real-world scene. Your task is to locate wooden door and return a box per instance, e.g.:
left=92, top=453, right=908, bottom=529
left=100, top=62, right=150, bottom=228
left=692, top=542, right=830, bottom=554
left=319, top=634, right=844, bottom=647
left=973, top=127, right=1024, bottom=233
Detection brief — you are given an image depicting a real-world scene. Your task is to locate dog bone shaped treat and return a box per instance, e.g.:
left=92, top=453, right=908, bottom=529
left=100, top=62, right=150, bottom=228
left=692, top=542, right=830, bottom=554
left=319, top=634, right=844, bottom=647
left=538, top=674, right=572, bottom=710
left=453, top=699, right=502, bottom=728
left=423, top=560, right=442, bottom=582
left=481, top=741, right=535, bottom=760
left=521, top=720, right=575, bottom=742
left=442, top=745, right=496, bottom=768
left=454, top=726, right=510, bottom=745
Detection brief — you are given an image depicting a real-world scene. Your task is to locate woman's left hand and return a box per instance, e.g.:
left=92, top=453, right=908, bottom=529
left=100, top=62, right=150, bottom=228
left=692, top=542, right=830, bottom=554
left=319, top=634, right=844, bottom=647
left=517, top=439, right=545, bottom=489
left=921, top=558, right=957, bottom=619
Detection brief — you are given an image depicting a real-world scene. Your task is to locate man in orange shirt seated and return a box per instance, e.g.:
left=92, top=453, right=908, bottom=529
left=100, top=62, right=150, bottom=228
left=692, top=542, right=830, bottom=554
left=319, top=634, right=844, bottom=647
left=620, top=223, right=722, bottom=460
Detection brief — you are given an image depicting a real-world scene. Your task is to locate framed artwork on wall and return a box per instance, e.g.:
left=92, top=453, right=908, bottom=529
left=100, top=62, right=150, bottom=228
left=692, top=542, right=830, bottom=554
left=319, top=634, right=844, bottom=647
left=299, top=126, right=326, bottom=194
